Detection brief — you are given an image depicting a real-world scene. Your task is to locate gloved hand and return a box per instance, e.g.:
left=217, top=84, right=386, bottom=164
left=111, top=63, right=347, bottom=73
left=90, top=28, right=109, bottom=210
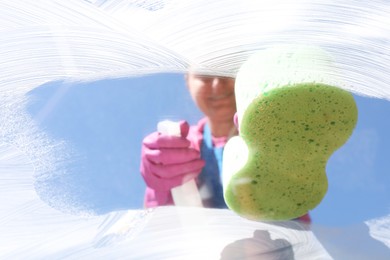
left=140, top=121, right=205, bottom=192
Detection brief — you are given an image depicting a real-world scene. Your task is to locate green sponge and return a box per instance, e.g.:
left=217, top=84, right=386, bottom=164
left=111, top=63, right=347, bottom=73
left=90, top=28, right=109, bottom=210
left=224, top=82, right=357, bottom=221
left=223, top=45, right=358, bottom=221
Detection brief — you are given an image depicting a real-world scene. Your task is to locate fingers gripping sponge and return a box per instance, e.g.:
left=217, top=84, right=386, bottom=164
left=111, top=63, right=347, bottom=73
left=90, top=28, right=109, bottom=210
left=223, top=46, right=358, bottom=221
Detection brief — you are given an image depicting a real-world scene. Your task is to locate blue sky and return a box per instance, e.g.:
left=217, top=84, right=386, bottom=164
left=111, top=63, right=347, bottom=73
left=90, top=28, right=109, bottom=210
left=25, top=72, right=390, bottom=227
left=26, top=73, right=202, bottom=215
left=312, top=93, right=390, bottom=226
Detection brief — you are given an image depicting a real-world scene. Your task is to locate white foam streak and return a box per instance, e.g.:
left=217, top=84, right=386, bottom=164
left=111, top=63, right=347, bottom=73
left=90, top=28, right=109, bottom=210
left=366, top=215, right=390, bottom=249
left=1, top=0, right=390, bottom=98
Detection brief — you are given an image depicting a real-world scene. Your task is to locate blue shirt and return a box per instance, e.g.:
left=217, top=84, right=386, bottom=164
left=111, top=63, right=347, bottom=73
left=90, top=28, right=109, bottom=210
left=197, top=123, right=228, bottom=208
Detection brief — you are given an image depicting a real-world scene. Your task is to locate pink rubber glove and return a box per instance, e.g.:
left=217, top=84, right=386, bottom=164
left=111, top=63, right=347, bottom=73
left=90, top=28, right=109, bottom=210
left=140, top=121, right=205, bottom=192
